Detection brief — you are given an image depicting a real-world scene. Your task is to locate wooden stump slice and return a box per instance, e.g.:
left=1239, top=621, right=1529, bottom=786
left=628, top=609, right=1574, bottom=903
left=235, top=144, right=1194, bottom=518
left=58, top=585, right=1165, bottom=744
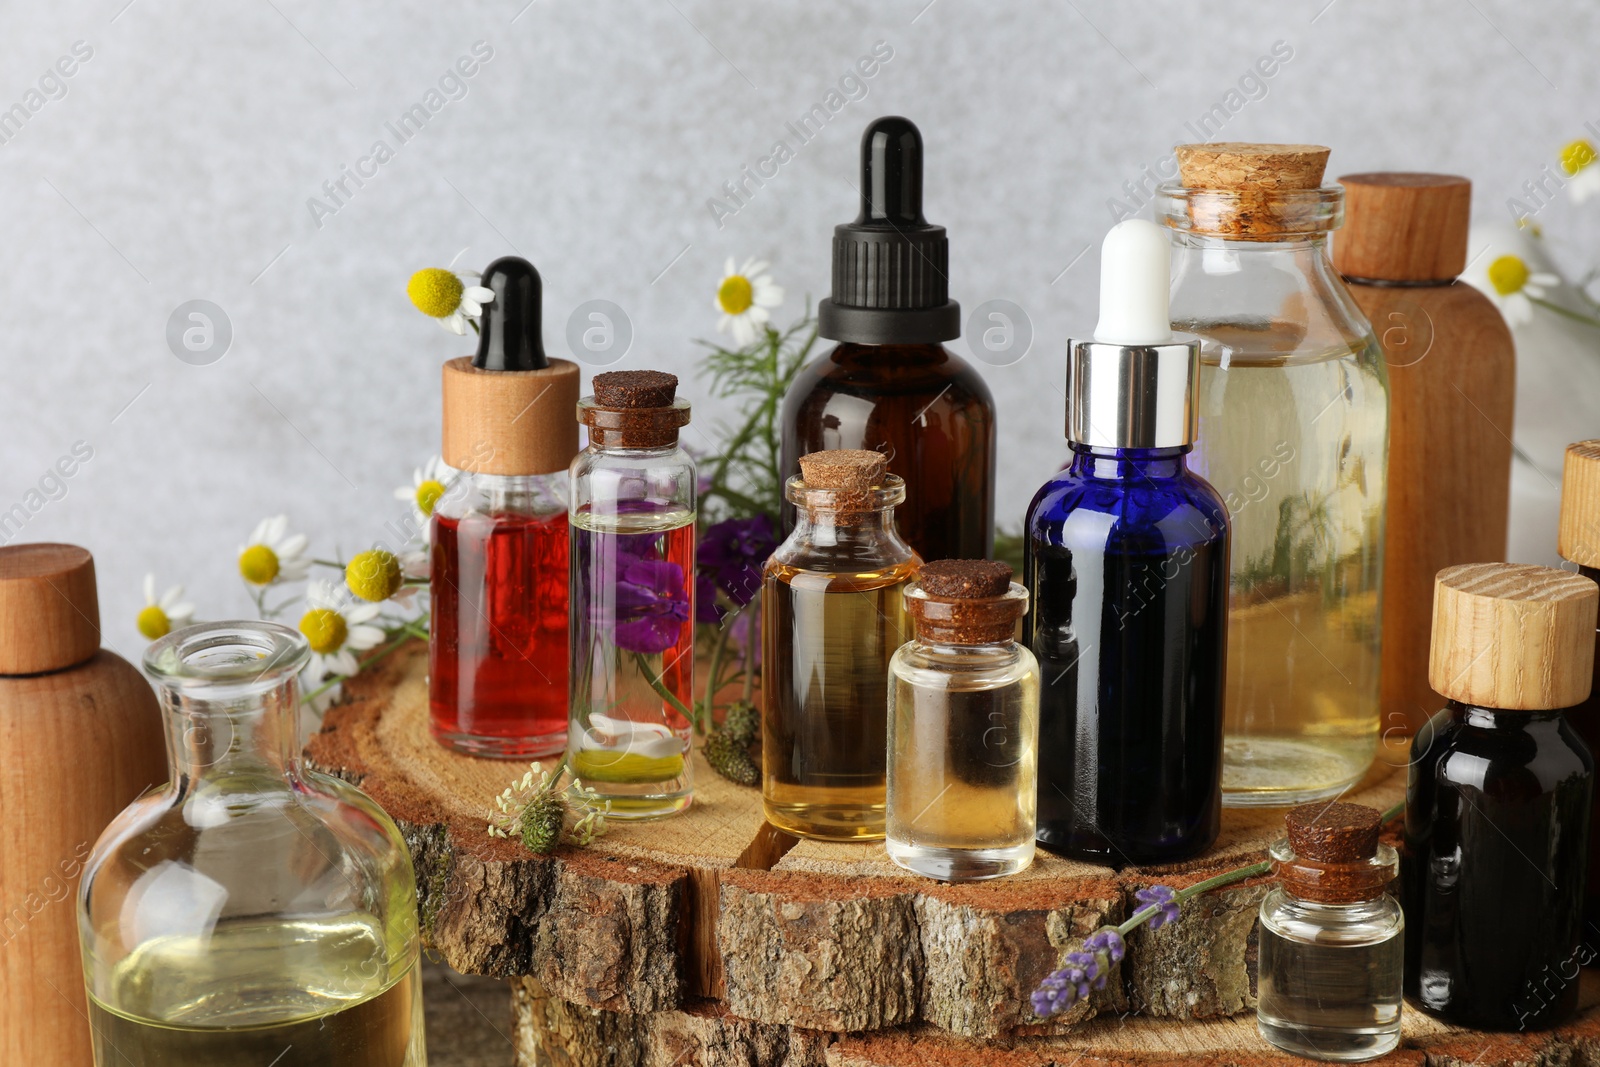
left=307, top=641, right=1408, bottom=1042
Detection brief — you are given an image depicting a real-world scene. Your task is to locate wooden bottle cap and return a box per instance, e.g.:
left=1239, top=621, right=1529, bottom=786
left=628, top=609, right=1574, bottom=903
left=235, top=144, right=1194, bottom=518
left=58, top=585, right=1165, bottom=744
left=918, top=560, right=1011, bottom=599
left=1175, top=142, right=1330, bottom=191
left=1334, top=173, right=1471, bottom=283
left=0, top=544, right=100, bottom=674
left=1560, top=440, right=1600, bottom=568
left=593, top=370, right=677, bottom=408
left=797, top=449, right=887, bottom=493
left=1285, top=802, right=1380, bottom=863
left=1429, top=563, right=1599, bottom=710
left=440, top=356, right=580, bottom=476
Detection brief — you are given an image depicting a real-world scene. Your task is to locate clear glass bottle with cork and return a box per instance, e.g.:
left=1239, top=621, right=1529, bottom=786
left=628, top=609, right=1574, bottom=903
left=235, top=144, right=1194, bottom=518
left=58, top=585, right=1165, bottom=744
left=1335, top=173, right=1515, bottom=739
left=79, top=621, right=425, bottom=1066
left=1559, top=439, right=1600, bottom=926
left=1256, top=802, right=1403, bottom=1062
left=763, top=448, right=920, bottom=840
left=1158, top=143, right=1390, bottom=807
left=886, top=559, right=1038, bottom=880
left=566, top=370, right=696, bottom=819
left=432, top=256, right=580, bottom=758
left=1403, top=562, right=1598, bottom=1030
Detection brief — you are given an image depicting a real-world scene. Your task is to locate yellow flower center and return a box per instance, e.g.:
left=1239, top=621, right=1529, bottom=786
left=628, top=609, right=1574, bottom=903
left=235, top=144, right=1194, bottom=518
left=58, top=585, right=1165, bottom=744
left=407, top=268, right=465, bottom=318
left=137, top=605, right=171, bottom=640
left=299, top=608, right=348, bottom=655
left=717, top=274, right=754, bottom=315
left=1487, top=255, right=1531, bottom=297
left=346, top=549, right=403, bottom=603
left=1562, top=139, right=1597, bottom=177
left=415, top=479, right=446, bottom=516
left=238, top=544, right=281, bottom=585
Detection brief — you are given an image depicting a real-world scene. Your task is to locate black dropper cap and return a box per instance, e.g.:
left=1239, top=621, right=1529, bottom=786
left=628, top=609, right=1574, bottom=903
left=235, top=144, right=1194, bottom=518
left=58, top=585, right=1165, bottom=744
left=473, top=256, right=549, bottom=371
left=817, top=116, right=960, bottom=345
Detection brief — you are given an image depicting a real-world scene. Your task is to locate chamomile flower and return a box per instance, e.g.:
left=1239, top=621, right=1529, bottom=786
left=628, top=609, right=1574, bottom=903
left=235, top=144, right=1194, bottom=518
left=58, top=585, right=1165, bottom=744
left=394, top=456, right=455, bottom=524
left=1562, top=139, right=1600, bottom=204
left=714, top=257, right=784, bottom=347
left=1479, top=253, right=1559, bottom=326
left=238, top=515, right=310, bottom=587
left=407, top=250, right=494, bottom=335
left=296, top=579, right=385, bottom=680
left=136, top=574, right=194, bottom=640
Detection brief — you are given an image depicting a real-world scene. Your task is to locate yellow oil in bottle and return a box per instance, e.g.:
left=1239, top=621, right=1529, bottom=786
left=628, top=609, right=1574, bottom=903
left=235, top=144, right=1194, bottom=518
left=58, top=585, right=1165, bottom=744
left=87, top=915, right=424, bottom=1066
left=761, top=561, right=916, bottom=840
left=1192, top=336, right=1388, bottom=805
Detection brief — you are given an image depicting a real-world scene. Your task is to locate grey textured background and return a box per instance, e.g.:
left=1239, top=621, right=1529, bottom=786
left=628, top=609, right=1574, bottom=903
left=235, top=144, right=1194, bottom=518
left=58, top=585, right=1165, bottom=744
left=3, top=0, right=1598, bottom=659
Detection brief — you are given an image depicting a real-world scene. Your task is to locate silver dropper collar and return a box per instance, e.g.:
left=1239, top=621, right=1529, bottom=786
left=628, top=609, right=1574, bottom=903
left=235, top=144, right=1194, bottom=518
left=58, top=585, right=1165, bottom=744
left=1067, top=336, right=1200, bottom=450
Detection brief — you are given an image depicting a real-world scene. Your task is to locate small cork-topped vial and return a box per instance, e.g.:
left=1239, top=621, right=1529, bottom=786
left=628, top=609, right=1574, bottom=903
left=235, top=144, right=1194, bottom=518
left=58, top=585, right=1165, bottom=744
left=886, top=560, right=1039, bottom=881
left=1257, top=802, right=1403, bottom=1061
left=762, top=448, right=920, bottom=840
left=1404, top=562, right=1599, bottom=1030
left=1158, top=143, right=1389, bottom=809
left=431, top=256, right=581, bottom=759
left=1559, top=440, right=1600, bottom=927
left=567, top=369, right=697, bottom=820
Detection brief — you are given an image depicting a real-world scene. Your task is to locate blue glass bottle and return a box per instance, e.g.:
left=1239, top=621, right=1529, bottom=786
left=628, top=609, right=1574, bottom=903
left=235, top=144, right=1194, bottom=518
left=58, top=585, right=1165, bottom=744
left=1024, top=219, right=1230, bottom=864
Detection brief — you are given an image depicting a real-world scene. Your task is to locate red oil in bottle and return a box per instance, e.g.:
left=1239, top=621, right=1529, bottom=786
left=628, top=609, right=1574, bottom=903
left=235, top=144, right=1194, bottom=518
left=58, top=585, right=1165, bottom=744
left=430, top=508, right=570, bottom=758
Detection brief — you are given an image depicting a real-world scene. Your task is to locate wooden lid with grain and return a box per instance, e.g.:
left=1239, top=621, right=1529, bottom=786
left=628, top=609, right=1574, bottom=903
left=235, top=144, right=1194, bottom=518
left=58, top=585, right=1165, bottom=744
left=1560, top=440, right=1600, bottom=568
left=440, top=356, right=580, bottom=475
left=797, top=449, right=887, bottom=493
left=593, top=370, right=677, bottom=409
left=0, top=543, right=100, bottom=674
left=1176, top=143, right=1330, bottom=191
left=918, top=560, right=1011, bottom=599
left=1334, top=173, right=1471, bottom=283
left=1429, top=563, right=1599, bottom=710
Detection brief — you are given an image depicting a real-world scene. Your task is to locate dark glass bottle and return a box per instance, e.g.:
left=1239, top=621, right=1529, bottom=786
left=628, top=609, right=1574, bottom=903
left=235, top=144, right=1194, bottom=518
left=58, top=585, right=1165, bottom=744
left=1558, top=439, right=1600, bottom=926
left=1403, top=563, right=1598, bottom=1031
left=1025, top=220, right=1230, bottom=864
left=780, top=116, right=995, bottom=563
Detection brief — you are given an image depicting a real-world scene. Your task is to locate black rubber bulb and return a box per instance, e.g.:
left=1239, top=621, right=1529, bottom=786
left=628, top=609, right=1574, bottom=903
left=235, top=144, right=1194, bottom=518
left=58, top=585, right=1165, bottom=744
left=473, top=255, right=548, bottom=371
left=856, top=116, right=925, bottom=227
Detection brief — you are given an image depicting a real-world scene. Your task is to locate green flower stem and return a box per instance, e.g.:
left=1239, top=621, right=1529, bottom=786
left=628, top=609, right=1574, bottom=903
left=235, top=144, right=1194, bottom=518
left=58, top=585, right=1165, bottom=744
left=299, top=631, right=417, bottom=706
left=1381, top=800, right=1404, bottom=823
left=1530, top=296, right=1600, bottom=330
left=633, top=652, right=697, bottom=725
left=700, top=620, right=734, bottom=734
left=311, top=558, right=347, bottom=570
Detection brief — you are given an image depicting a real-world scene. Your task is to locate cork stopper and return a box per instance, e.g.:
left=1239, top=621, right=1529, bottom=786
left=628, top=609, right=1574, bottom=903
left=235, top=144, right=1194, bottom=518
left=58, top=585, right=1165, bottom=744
left=593, top=370, right=677, bottom=409
left=1560, top=440, right=1600, bottom=568
left=440, top=356, right=581, bottom=475
left=1429, top=563, right=1599, bottom=710
left=578, top=368, right=690, bottom=449
left=1273, top=802, right=1396, bottom=904
left=797, top=449, right=887, bottom=493
left=0, top=543, right=101, bottom=675
left=1286, top=802, right=1380, bottom=863
left=918, top=560, right=1011, bottom=599
left=1171, top=142, right=1334, bottom=239
left=1334, top=173, right=1471, bottom=283
left=1176, top=143, right=1329, bottom=191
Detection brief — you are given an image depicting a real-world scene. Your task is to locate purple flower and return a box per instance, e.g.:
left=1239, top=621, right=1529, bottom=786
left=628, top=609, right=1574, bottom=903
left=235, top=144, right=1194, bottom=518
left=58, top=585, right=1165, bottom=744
left=1030, top=943, right=1111, bottom=1018
left=613, top=558, right=691, bottom=654
left=1084, top=928, right=1126, bottom=962
left=695, top=571, right=724, bottom=625
left=698, top=515, right=777, bottom=608
left=1135, top=885, right=1181, bottom=930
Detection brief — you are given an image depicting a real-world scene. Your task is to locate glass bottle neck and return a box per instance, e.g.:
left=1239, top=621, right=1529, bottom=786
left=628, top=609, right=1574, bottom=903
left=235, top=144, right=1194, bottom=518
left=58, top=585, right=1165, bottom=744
left=1068, top=443, right=1191, bottom=480
left=1454, top=700, right=1567, bottom=729
left=794, top=505, right=901, bottom=547
left=159, top=675, right=302, bottom=786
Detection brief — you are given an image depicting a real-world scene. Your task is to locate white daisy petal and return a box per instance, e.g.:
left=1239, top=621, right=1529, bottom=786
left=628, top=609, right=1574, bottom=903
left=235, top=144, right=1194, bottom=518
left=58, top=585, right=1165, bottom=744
left=730, top=316, right=756, bottom=347
left=248, top=517, right=271, bottom=545
left=724, top=256, right=736, bottom=276
left=447, top=312, right=467, bottom=336
left=346, top=603, right=382, bottom=625
left=266, top=516, right=288, bottom=545
left=748, top=306, right=771, bottom=325
left=465, top=286, right=494, bottom=303
left=740, top=258, right=769, bottom=277
left=167, top=602, right=195, bottom=622
left=331, top=650, right=359, bottom=677
left=460, top=297, right=482, bottom=317
left=277, top=533, right=308, bottom=559
left=143, top=573, right=156, bottom=604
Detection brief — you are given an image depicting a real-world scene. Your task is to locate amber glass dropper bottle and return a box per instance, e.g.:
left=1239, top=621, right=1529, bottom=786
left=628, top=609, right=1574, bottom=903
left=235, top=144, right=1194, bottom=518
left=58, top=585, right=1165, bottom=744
left=780, top=115, right=996, bottom=562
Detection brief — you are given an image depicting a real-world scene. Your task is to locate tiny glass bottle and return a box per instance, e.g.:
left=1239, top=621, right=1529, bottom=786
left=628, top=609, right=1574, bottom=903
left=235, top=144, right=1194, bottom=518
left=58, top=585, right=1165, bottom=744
left=1159, top=143, right=1389, bottom=807
left=887, top=560, right=1038, bottom=880
left=763, top=448, right=920, bottom=840
left=431, top=256, right=580, bottom=757
left=1559, top=440, right=1600, bottom=926
left=567, top=370, right=696, bottom=819
left=1403, top=563, right=1597, bottom=1030
left=1257, top=802, right=1403, bottom=1062
left=1026, top=220, right=1230, bottom=864
left=78, top=621, right=425, bottom=1066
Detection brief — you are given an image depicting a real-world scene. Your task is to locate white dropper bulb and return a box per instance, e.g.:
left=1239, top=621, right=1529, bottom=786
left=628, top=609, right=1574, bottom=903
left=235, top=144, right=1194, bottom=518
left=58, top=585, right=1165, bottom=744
left=1093, top=219, right=1174, bottom=345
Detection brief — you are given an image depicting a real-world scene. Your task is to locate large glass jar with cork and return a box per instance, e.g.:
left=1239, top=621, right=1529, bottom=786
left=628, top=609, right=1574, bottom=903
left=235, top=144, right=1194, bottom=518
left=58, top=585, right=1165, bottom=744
left=1158, top=143, right=1390, bottom=807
